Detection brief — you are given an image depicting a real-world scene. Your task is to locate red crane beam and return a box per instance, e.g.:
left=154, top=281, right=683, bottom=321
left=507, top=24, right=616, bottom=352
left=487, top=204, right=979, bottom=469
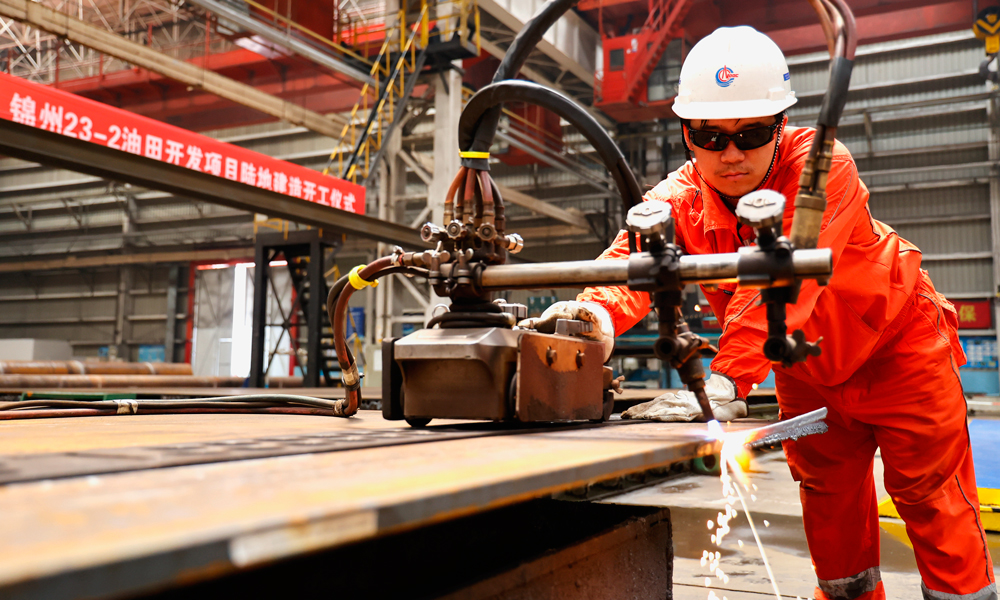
left=765, top=0, right=973, bottom=55
left=682, top=0, right=972, bottom=52
left=624, top=0, right=695, bottom=105
left=53, top=48, right=369, bottom=131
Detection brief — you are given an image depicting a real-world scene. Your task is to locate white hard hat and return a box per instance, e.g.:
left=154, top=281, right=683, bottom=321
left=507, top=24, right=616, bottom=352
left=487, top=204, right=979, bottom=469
left=673, top=26, right=797, bottom=120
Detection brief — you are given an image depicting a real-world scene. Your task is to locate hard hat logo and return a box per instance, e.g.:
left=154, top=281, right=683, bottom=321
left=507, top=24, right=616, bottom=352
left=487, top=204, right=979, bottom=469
left=715, top=66, right=739, bottom=88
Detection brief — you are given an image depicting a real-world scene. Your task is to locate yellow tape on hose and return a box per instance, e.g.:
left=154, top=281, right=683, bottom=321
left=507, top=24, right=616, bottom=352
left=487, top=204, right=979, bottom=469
left=348, top=265, right=378, bottom=290
left=459, top=151, right=490, bottom=159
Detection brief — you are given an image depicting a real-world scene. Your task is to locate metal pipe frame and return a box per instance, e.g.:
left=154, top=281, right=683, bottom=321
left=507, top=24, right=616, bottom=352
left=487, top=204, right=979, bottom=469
left=182, top=0, right=370, bottom=84
left=467, top=248, right=833, bottom=290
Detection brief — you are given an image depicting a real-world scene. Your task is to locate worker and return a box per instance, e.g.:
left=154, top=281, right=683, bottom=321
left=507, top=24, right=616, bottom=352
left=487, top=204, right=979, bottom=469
left=521, top=26, right=995, bottom=600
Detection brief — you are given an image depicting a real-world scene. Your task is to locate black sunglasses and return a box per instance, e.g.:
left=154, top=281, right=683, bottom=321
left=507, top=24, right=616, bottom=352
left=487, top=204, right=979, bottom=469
left=686, top=121, right=781, bottom=152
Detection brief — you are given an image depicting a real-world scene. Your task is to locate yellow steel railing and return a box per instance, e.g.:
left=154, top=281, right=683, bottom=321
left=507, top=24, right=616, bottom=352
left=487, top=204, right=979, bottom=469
left=323, top=0, right=481, bottom=184
left=322, top=5, right=424, bottom=182
left=432, top=0, right=481, bottom=54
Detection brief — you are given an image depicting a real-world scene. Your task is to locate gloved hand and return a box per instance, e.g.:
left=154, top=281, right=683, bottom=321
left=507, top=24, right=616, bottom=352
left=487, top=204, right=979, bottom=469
left=517, top=300, right=615, bottom=362
left=620, top=374, right=748, bottom=422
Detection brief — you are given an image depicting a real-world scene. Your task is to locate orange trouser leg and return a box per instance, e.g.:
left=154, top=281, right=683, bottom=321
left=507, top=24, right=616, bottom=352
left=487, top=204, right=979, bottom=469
left=778, top=374, right=884, bottom=599
left=890, top=449, right=994, bottom=598
left=855, top=293, right=995, bottom=598
left=781, top=282, right=994, bottom=599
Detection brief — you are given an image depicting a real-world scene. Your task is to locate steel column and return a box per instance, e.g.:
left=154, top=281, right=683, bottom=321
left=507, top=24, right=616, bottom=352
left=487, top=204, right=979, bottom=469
left=429, top=67, right=462, bottom=227
left=306, top=236, right=323, bottom=388
left=113, top=266, right=134, bottom=361
left=165, top=265, right=179, bottom=363
left=248, top=244, right=270, bottom=388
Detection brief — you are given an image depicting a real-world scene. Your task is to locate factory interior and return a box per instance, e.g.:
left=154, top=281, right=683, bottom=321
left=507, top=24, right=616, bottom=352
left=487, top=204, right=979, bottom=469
left=2, top=0, right=999, bottom=598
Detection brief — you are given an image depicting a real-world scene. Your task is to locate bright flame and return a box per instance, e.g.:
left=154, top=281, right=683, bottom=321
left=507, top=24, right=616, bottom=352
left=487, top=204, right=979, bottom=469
left=701, top=422, right=782, bottom=600
left=720, top=432, right=754, bottom=486
left=718, top=429, right=782, bottom=600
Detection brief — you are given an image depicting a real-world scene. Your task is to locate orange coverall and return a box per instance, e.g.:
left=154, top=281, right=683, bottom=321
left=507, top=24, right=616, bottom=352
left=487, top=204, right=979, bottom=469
left=579, top=126, right=996, bottom=599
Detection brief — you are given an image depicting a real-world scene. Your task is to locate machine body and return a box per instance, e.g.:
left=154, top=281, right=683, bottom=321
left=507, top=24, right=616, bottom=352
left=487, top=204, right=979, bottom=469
left=383, top=326, right=611, bottom=425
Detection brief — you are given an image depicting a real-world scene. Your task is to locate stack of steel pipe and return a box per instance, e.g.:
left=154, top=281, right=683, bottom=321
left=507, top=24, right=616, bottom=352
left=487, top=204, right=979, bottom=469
left=0, top=361, right=194, bottom=376
left=0, top=361, right=307, bottom=389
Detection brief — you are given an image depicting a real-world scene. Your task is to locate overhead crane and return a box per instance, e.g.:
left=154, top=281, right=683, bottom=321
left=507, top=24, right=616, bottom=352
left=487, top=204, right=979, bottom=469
left=580, top=0, right=694, bottom=122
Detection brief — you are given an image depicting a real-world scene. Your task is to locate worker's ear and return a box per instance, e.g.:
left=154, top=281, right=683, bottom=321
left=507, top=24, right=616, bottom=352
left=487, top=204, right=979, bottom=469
left=679, top=121, right=693, bottom=162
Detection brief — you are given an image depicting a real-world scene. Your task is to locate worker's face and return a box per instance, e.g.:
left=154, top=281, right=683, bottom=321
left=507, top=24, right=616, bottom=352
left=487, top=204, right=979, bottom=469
left=684, top=115, right=781, bottom=201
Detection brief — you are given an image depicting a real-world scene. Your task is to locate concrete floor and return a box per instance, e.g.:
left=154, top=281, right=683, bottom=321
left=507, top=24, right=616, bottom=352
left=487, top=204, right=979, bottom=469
left=602, top=445, right=1000, bottom=599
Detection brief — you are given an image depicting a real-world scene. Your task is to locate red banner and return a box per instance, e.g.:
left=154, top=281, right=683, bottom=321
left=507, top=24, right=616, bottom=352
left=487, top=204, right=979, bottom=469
left=0, top=71, right=364, bottom=213
left=952, top=299, right=992, bottom=329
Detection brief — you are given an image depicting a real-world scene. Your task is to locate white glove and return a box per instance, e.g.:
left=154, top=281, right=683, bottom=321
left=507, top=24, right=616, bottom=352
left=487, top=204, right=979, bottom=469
left=517, top=300, right=615, bottom=362
left=620, top=374, right=748, bottom=422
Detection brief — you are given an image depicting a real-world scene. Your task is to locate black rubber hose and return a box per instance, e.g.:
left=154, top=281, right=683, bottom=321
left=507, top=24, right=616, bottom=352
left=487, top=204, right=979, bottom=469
left=461, top=0, right=581, bottom=173
left=492, top=0, right=578, bottom=84
left=460, top=80, right=642, bottom=213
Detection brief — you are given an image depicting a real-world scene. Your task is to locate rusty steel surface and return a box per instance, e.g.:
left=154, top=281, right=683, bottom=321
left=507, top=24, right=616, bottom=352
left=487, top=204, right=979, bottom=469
left=0, top=374, right=316, bottom=391
left=0, top=374, right=246, bottom=389
left=0, top=413, right=400, bottom=455
left=0, top=418, right=632, bottom=484
left=0, top=411, right=756, bottom=600
left=0, top=361, right=193, bottom=376
left=516, top=333, right=605, bottom=422
left=73, top=362, right=193, bottom=376
left=0, top=361, right=74, bottom=375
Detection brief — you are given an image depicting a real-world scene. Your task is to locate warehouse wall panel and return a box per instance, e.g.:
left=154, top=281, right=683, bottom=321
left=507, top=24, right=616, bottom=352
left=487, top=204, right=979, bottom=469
left=923, top=260, right=994, bottom=295
left=868, top=184, right=990, bottom=222
left=0, top=266, right=188, bottom=360
left=894, top=221, right=992, bottom=255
